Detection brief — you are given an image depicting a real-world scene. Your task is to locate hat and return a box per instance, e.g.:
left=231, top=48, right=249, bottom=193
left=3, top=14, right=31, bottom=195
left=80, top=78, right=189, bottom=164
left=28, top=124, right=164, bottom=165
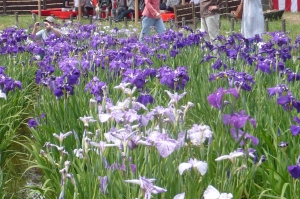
left=44, top=16, right=55, bottom=23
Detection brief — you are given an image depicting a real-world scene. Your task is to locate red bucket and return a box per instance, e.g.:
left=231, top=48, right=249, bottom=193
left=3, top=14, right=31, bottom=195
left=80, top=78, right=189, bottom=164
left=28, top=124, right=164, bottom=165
left=161, top=13, right=175, bottom=22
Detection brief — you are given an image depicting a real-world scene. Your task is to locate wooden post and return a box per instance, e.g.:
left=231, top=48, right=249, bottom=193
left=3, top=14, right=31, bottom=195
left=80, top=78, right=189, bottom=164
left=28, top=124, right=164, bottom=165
left=38, top=0, right=41, bottom=21
left=182, top=17, right=185, bottom=26
left=43, top=0, right=47, bottom=10
left=33, top=13, right=37, bottom=23
left=282, top=19, right=286, bottom=33
left=3, top=0, right=7, bottom=15
left=193, top=17, right=197, bottom=30
left=124, top=17, right=128, bottom=28
left=135, top=0, right=138, bottom=24
left=70, top=14, right=73, bottom=24
left=264, top=19, right=269, bottom=32
left=226, top=0, right=228, bottom=13
left=182, top=0, right=185, bottom=4
left=109, top=16, right=112, bottom=26
left=230, top=18, right=234, bottom=32
left=78, top=0, right=82, bottom=22
left=89, top=15, right=93, bottom=24
left=15, top=12, right=19, bottom=26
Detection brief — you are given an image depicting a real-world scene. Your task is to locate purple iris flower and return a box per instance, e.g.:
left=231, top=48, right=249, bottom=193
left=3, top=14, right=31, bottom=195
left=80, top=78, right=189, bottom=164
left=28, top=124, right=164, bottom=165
left=211, top=59, right=228, bottom=70
left=230, top=128, right=259, bottom=146
left=137, top=93, right=155, bottom=106
left=84, top=77, right=107, bottom=102
left=256, top=59, right=273, bottom=74
left=209, top=69, right=255, bottom=92
left=226, top=49, right=238, bottom=59
left=287, top=156, right=300, bottom=179
left=0, top=68, right=22, bottom=93
left=207, top=87, right=239, bottom=109
left=290, top=116, right=300, bottom=136
left=122, top=69, right=146, bottom=89
left=157, top=66, right=189, bottom=91
left=269, top=31, right=290, bottom=47
left=223, top=110, right=257, bottom=129
left=200, top=54, right=217, bottom=64
left=267, top=84, right=289, bottom=98
left=277, top=94, right=300, bottom=112
left=28, top=118, right=38, bottom=129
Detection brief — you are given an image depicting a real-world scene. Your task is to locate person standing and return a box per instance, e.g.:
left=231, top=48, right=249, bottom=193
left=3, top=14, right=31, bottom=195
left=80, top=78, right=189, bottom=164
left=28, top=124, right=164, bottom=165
left=200, top=0, right=222, bottom=44
left=241, top=0, right=264, bottom=39
left=139, top=0, right=166, bottom=41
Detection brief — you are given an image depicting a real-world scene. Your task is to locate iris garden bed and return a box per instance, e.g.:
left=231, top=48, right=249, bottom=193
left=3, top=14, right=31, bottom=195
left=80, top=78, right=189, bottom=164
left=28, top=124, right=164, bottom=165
left=1, top=20, right=300, bottom=199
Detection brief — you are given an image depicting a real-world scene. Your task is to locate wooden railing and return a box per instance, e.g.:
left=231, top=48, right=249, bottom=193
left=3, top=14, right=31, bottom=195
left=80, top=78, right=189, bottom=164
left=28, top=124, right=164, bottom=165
left=0, top=0, right=72, bottom=15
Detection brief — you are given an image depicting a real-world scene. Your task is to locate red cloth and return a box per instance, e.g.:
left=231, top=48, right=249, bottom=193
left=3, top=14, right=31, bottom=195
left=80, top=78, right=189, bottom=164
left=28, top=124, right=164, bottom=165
left=142, top=0, right=160, bottom=18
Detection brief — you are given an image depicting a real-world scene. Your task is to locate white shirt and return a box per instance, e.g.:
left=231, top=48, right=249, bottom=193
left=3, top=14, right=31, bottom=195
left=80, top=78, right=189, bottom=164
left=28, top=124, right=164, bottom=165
left=36, top=28, right=60, bottom=40
left=190, top=0, right=200, bottom=5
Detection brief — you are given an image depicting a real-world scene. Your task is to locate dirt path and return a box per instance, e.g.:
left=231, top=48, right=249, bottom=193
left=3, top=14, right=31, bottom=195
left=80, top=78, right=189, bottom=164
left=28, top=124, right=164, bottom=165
left=282, top=12, right=300, bottom=24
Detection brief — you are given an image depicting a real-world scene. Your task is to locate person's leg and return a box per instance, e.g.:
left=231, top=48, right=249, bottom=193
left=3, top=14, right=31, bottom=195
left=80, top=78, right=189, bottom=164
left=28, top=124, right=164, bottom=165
left=153, top=18, right=166, bottom=34
left=200, top=17, right=210, bottom=42
left=205, top=14, right=220, bottom=44
left=105, top=8, right=110, bottom=19
left=139, top=17, right=156, bottom=41
left=117, top=9, right=132, bottom=20
left=160, top=3, right=167, bottom=10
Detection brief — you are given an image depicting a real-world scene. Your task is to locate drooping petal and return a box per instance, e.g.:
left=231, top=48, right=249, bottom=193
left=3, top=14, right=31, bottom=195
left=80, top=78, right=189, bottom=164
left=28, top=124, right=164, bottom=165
left=290, top=125, right=300, bottom=136
left=124, top=179, right=141, bottom=185
left=155, top=139, right=178, bottom=158
left=173, top=193, right=185, bottom=199
left=203, top=185, right=221, bottom=199
left=287, top=165, right=300, bottom=179
left=193, top=161, right=208, bottom=175
left=178, top=163, right=192, bottom=175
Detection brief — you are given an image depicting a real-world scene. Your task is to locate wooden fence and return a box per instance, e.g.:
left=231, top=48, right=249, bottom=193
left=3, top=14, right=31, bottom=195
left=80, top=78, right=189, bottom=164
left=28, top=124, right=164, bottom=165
left=0, top=0, right=72, bottom=15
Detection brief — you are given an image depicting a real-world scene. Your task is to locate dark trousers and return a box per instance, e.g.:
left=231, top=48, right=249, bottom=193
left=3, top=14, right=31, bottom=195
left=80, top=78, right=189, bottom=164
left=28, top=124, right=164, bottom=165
left=117, top=9, right=134, bottom=20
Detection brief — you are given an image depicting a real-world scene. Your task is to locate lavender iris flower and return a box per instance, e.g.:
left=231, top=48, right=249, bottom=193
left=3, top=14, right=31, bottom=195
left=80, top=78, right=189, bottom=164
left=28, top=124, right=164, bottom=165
left=124, top=176, right=167, bottom=199
left=98, top=176, right=108, bottom=194
left=147, top=130, right=179, bottom=158
left=230, top=128, right=259, bottom=146
left=287, top=156, right=300, bottom=179
left=207, top=87, right=239, bottom=109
